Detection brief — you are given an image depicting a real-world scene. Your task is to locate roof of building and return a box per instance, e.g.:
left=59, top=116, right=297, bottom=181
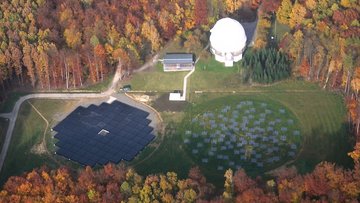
left=163, top=53, right=194, bottom=65
left=169, top=92, right=184, bottom=101
left=210, top=18, right=247, bottom=53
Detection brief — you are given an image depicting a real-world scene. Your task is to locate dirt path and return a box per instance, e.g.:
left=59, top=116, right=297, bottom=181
left=27, top=101, right=49, bottom=155
left=133, top=54, right=159, bottom=73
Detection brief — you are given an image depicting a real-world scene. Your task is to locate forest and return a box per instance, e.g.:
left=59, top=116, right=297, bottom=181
left=253, top=0, right=360, bottom=140
left=0, top=0, right=360, bottom=200
left=0, top=0, right=210, bottom=94
left=241, top=48, right=291, bottom=83
left=0, top=143, right=359, bottom=202
left=1, top=0, right=358, bottom=133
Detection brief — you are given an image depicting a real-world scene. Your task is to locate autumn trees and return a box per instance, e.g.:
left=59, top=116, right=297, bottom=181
left=274, top=0, right=359, bottom=89
left=0, top=0, right=209, bottom=97
left=1, top=145, right=360, bottom=202
left=0, top=165, right=215, bottom=202
left=269, top=0, right=360, bottom=138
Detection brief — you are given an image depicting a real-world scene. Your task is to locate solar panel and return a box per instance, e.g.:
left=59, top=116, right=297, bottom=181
left=53, top=101, right=155, bottom=166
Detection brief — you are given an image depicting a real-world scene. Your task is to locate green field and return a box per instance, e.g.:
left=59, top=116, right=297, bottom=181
left=131, top=81, right=352, bottom=186
left=0, top=80, right=352, bottom=188
left=0, top=99, right=82, bottom=186
left=181, top=97, right=302, bottom=173
left=131, top=57, right=247, bottom=92
left=130, top=63, right=189, bottom=92
left=189, top=58, right=244, bottom=91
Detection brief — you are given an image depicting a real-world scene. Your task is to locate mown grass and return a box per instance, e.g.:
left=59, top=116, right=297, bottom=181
left=130, top=63, right=188, bottom=92
left=0, top=80, right=351, bottom=188
left=130, top=56, right=320, bottom=93
left=131, top=122, right=195, bottom=180
left=190, top=58, right=243, bottom=90
left=183, top=96, right=301, bottom=182
left=130, top=57, right=247, bottom=92
left=132, top=81, right=351, bottom=187
left=0, top=99, right=81, bottom=186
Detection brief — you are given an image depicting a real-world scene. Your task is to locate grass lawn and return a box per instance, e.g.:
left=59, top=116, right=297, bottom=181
left=130, top=122, right=194, bottom=180
left=0, top=77, right=352, bottom=189
left=0, top=99, right=82, bottom=186
left=130, top=63, right=188, bottom=92
left=190, top=58, right=243, bottom=91
left=130, top=57, right=249, bottom=92
left=0, top=118, right=8, bottom=153
left=130, top=56, right=320, bottom=93
left=131, top=81, right=352, bottom=187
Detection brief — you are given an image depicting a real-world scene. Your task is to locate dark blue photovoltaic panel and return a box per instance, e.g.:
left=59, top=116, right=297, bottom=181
left=53, top=101, right=155, bottom=166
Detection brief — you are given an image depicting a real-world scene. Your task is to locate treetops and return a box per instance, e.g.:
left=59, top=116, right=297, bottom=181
left=0, top=143, right=359, bottom=202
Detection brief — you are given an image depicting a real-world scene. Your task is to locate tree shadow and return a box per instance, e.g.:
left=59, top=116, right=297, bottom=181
left=294, top=123, right=355, bottom=174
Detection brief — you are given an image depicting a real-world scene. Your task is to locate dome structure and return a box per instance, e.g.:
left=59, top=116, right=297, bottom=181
left=210, top=18, right=247, bottom=67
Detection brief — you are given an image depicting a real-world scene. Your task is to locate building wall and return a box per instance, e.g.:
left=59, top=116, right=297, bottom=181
left=163, top=63, right=194, bottom=72
left=210, top=46, right=245, bottom=66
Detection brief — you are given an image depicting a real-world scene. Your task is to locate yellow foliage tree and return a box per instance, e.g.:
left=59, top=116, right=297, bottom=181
left=305, top=0, right=317, bottom=10
left=141, top=21, right=161, bottom=52
left=224, top=0, right=246, bottom=13
left=64, top=26, right=82, bottom=49
left=289, top=2, right=307, bottom=28
left=277, top=0, right=292, bottom=25
left=289, top=30, right=303, bottom=60
left=351, top=67, right=360, bottom=94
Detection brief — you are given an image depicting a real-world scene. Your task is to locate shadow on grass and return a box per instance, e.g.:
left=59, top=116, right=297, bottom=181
left=133, top=122, right=194, bottom=179
left=0, top=92, right=29, bottom=113
left=295, top=123, right=354, bottom=174
left=0, top=118, right=9, bottom=154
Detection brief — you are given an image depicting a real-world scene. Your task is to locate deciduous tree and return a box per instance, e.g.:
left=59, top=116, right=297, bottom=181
left=288, top=2, right=307, bottom=28
left=277, top=0, right=292, bottom=25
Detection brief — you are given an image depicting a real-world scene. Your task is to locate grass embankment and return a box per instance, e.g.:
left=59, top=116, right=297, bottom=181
left=0, top=99, right=81, bottom=186
left=132, top=81, right=351, bottom=187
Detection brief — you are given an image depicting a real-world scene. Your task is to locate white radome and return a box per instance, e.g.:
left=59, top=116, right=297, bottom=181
left=210, top=18, right=247, bottom=67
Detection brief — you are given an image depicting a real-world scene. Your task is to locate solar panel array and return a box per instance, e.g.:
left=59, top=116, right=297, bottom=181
left=53, top=101, right=155, bottom=166
left=184, top=100, right=301, bottom=172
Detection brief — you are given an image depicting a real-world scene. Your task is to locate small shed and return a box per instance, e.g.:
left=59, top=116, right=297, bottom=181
left=169, top=90, right=184, bottom=101
left=162, top=53, right=194, bottom=72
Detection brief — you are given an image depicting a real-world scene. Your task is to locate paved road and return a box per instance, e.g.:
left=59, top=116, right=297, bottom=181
left=0, top=63, right=161, bottom=173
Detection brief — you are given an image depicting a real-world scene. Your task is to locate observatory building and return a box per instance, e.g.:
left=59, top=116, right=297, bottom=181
left=210, top=18, right=247, bottom=67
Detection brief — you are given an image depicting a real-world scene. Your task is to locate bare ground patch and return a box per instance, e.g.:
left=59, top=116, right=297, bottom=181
left=30, top=143, right=47, bottom=155
left=151, top=93, right=189, bottom=112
